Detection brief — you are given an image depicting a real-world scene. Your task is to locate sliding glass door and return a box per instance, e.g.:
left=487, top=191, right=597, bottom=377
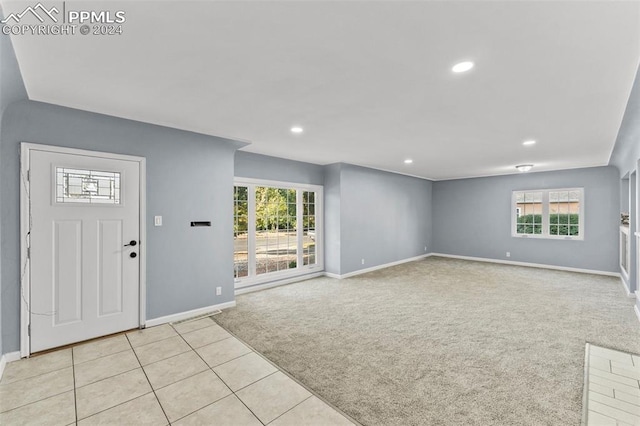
left=234, top=179, right=323, bottom=287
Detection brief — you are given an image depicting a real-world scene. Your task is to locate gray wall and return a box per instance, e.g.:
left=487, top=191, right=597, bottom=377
left=621, top=178, right=630, bottom=213
left=609, top=65, right=639, bottom=312
left=609, top=67, right=640, bottom=310
left=609, top=66, right=640, bottom=177
left=0, top=24, right=28, bottom=356
left=1, top=100, right=244, bottom=353
left=235, top=151, right=324, bottom=185
left=0, top=25, right=27, bottom=114
left=338, top=164, right=433, bottom=275
left=234, top=157, right=434, bottom=277
left=323, top=164, right=342, bottom=275
left=432, top=166, right=620, bottom=273
left=234, top=151, right=327, bottom=286
left=0, top=42, right=634, bottom=354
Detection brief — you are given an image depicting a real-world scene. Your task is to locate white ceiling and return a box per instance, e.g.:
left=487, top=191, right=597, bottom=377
left=4, top=1, right=640, bottom=180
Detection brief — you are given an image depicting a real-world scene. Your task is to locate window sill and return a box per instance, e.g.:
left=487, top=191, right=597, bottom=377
left=234, top=265, right=323, bottom=289
left=512, top=234, right=584, bottom=241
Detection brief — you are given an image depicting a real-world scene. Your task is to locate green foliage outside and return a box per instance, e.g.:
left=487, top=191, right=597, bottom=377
left=517, top=214, right=579, bottom=236
left=549, top=213, right=580, bottom=236
left=255, top=187, right=296, bottom=231
left=516, top=214, right=543, bottom=235
left=234, top=186, right=316, bottom=233
left=234, top=186, right=248, bottom=233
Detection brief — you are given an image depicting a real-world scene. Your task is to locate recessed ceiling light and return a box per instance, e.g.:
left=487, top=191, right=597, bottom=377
left=291, top=126, right=303, bottom=134
left=516, top=164, right=533, bottom=173
left=452, top=61, right=474, bottom=73
left=404, top=159, right=413, bottom=164
left=523, top=140, right=536, bottom=146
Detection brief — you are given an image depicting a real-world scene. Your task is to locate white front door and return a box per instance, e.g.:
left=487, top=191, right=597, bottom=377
left=28, top=147, right=141, bottom=353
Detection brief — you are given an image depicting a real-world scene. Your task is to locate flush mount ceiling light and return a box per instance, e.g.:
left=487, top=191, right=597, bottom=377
left=522, top=140, right=536, bottom=146
left=290, top=126, right=303, bottom=134
left=404, top=159, right=413, bottom=164
left=516, top=164, right=534, bottom=173
left=452, top=61, right=474, bottom=73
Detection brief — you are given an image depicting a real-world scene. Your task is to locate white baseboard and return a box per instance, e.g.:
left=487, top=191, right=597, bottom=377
left=145, top=301, right=236, bottom=328
left=430, top=253, right=620, bottom=277
left=620, top=267, right=630, bottom=283
left=325, top=254, right=432, bottom=280
left=619, top=276, right=636, bottom=298
left=235, top=272, right=325, bottom=295
left=0, top=351, right=22, bottom=381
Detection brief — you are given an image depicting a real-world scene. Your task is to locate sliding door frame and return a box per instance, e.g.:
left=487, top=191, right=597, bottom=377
left=234, top=178, right=324, bottom=288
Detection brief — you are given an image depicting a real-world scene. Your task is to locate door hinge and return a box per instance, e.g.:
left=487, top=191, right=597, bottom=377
left=28, top=324, right=30, bottom=337
left=27, top=247, right=30, bottom=259
left=27, top=170, right=30, bottom=181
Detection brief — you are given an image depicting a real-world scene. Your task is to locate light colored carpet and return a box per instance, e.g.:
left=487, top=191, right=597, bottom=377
left=214, top=257, right=640, bottom=426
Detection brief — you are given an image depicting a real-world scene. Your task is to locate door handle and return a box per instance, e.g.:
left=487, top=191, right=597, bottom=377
left=124, top=240, right=137, bottom=247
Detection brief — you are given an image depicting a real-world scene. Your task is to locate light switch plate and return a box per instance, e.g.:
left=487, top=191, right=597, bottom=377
left=154, top=216, right=162, bottom=226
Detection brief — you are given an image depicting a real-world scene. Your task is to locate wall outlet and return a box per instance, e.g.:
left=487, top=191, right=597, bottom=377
left=216, top=286, right=222, bottom=296
left=361, top=258, right=365, bottom=265
left=506, top=252, right=511, bottom=258
left=424, top=246, right=427, bottom=252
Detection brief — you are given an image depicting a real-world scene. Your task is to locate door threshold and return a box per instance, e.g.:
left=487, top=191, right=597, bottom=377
left=29, top=328, right=139, bottom=357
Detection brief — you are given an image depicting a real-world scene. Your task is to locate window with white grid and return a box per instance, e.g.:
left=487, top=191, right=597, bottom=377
left=512, top=188, right=584, bottom=240
left=234, top=179, right=323, bottom=287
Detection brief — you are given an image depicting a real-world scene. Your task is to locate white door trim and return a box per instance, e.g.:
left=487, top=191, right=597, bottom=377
left=20, top=142, right=147, bottom=357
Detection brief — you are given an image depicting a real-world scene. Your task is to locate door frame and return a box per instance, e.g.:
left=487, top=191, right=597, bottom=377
left=20, top=142, right=147, bottom=357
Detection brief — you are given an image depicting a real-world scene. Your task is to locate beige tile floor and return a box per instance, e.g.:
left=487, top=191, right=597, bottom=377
left=585, top=344, right=640, bottom=426
left=0, top=318, right=356, bottom=425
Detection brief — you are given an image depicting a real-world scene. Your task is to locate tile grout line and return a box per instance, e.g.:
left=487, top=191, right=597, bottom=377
left=588, top=404, right=640, bottom=424
left=0, top=353, right=71, bottom=387
left=72, top=338, right=158, bottom=422
left=267, top=394, right=314, bottom=425
left=73, top=347, right=131, bottom=367
left=3, top=321, right=357, bottom=426
left=142, top=355, right=205, bottom=392
left=589, top=393, right=640, bottom=416
left=124, top=333, right=172, bottom=426
left=213, top=372, right=274, bottom=425
left=169, top=323, right=253, bottom=420
left=73, top=365, right=142, bottom=391
left=71, top=349, right=78, bottom=425
left=20, top=320, right=352, bottom=425
left=77, top=392, right=160, bottom=424
left=0, top=389, right=77, bottom=420
left=582, top=343, right=590, bottom=426
left=232, top=370, right=280, bottom=394
left=585, top=344, right=640, bottom=425
left=0, top=372, right=75, bottom=414
left=607, top=371, right=640, bottom=383
left=128, top=331, right=179, bottom=351
left=213, top=318, right=361, bottom=426
left=170, top=322, right=267, bottom=425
